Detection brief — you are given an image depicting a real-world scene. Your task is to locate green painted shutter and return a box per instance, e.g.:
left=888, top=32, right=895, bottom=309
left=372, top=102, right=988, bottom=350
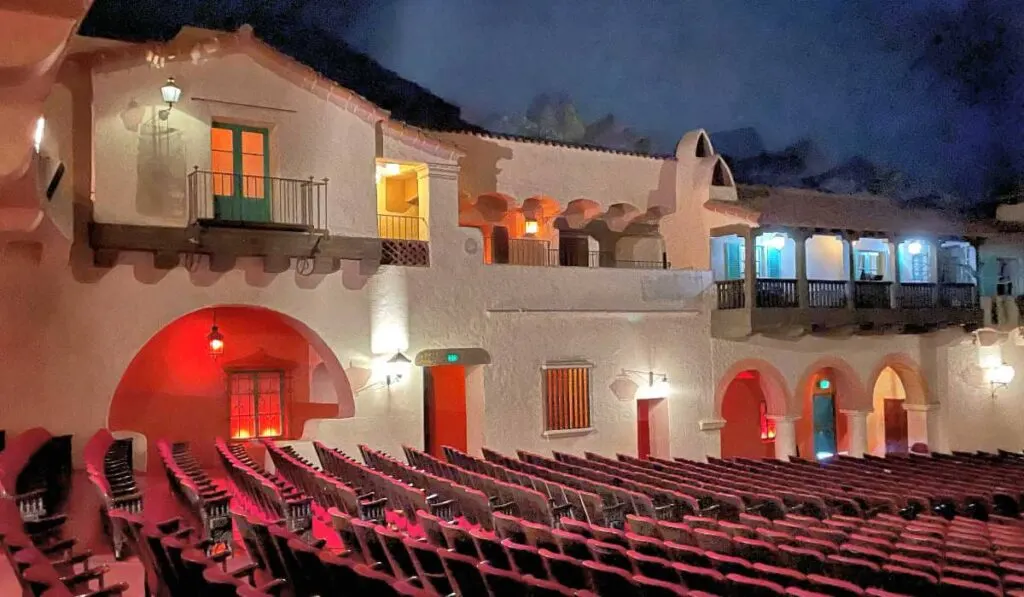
left=725, top=242, right=741, bottom=279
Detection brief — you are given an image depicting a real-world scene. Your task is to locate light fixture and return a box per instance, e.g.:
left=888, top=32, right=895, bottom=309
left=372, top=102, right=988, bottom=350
left=907, top=240, right=923, bottom=256
left=622, top=369, right=670, bottom=400
left=207, top=311, right=224, bottom=358
left=375, top=162, right=402, bottom=183
left=816, top=451, right=835, bottom=460
left=524, top=218, right=539, bottom=236
left=161, top=76, right=182, bottom=107
left=33, top=116, right=45, bottom=153
left=765, top=233, right=786, bottom=250
left=385, top=352, right=411, bottom=386
left=986, top=363, right=1015, bottom=397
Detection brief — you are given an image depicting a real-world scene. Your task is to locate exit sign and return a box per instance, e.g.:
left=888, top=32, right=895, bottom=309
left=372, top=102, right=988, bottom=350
left=446, top=353, right=460, bottom=363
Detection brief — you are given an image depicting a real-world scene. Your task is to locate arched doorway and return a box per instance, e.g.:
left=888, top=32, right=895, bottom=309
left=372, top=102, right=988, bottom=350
left=867, top=366, right=908, bottom=455
left=795, top=359, right=866, bottom=460
left=108, top=306, right=351, bottom=471
left=720, top=370, right=777, bottom=458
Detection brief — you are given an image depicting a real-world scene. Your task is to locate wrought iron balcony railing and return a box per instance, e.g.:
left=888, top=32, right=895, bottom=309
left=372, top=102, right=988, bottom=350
left=187, top=168, right=328, bottom=231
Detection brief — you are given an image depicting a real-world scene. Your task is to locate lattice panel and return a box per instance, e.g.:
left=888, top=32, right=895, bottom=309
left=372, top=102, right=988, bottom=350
left=381, top=240, right=430, bottom=267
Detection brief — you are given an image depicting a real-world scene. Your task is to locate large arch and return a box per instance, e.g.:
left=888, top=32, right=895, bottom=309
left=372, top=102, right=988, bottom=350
left=794, top=356, right=867, bottom=459
left=715, top=359, right=790, bottom=458
left=107, top=305, right=353, bottom=470
left=867, top=353, right=929, bottom=405
left=867, top=366, right=909, bottom=455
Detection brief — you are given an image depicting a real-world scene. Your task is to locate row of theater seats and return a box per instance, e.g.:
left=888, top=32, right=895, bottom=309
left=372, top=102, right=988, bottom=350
left=84, top=430, right=142, bottom=560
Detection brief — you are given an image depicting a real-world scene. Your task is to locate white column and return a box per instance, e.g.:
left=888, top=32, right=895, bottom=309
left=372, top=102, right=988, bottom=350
left=768, top=415, right=799, bottom=460
left=698, top=419, right=727, bottom=459
left=904, top=403, right=941, bottom=451
left=841, top=409, right=870, bottom=457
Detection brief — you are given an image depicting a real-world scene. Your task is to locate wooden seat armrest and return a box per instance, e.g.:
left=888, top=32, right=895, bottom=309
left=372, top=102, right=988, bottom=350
left=256, top=579, right=289, bottom=596
left=60, top=564, right=109, bottom=586
left=41, top=538, right=78, bottom=555
left=55, top=549, right=93, bottom=568
left=171, top=527, right=195, bottom=540
left=78, top=581, right=130, bottom=596
left=228, top=561, right=258, bottom=581
left=110, top=493, right=143, bottom=506
left=155, top=518, right=183, bottom=534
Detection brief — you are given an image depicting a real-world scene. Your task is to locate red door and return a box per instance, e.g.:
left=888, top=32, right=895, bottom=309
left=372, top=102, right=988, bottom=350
left=424, top=366, right=467, bottom=457
left=637, top=400, right=652, bottom=459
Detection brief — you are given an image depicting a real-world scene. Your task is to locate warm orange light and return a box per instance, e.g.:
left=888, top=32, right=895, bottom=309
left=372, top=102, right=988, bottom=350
left=207, top=324, right=224, bottom=357
left=259, top=428, right=279, bottom=437
left=524, top=219, right=539, bottom=235
left=233, top=430, right=251, bottom=439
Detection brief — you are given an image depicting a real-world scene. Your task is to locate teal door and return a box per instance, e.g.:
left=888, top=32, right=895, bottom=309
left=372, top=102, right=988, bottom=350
left=812, top=394, right=837, bottom=459
left=210, top=123, right=271, bottom=223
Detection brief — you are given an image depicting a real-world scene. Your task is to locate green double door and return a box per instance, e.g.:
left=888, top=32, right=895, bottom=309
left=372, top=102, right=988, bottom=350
left=211, top=122, right=271, bottom=223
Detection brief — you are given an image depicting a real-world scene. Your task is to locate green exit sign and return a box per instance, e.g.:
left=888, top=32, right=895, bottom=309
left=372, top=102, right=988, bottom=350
left=818, top=379, right=831, bottom=390
left=446, top=353, right=460, bottom=363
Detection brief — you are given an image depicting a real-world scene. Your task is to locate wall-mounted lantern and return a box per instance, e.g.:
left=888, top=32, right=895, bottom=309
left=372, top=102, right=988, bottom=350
left=986, top=363, right=1015, bottom=398
left=159, top=77, right=182, bottom=120
left=385, top=352, right=411, bottom=386
left=524, top=218, right=539, bottom=236
left=207, top=311, right=224, bottom=358
left=621, top=369, right=670, bottom=399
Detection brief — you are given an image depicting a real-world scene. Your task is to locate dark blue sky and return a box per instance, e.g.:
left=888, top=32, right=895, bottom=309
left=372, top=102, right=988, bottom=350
left=87, top=0, right=1024, bottom=203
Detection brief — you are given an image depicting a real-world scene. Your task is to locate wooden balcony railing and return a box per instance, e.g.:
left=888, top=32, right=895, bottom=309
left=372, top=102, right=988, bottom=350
left=854, top=281, right=892, bottom=309
left=808, top=280, right=848, bottom=308
left=939, top=283, right=978, bottom=309
left=756, top=279, right=798, bottom=308
left=496, top=239, right=670, bottom=269
left=716, top=280, right=745, bottom=310
left=897, top=283, right=937, bottom=309
left=378, top=214, right=427, bottom=241
left=187, top=168, right=328, bottom=231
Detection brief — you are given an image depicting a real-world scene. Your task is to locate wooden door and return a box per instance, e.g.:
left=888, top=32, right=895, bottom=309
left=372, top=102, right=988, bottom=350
left=424, top=366, right=467, bottom=457
left=883, top=399, right=908, bottom=454
left=211, top=123, right=271, bottom=223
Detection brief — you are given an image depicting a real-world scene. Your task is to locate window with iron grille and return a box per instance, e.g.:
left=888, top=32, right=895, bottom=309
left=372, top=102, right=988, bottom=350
left=543, top=363, right=592, bottom=432
left=910, top=253, right=930, bottom=282
left=228, top=369, right=285, bottom=440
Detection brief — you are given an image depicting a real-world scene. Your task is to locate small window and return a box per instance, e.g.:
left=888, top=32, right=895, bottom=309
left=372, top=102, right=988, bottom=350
left=857, top=251, right=882, bottom=278
left=543, top=364, right=592, bottom=432
left=724, top=240, right=744, bottom=280
left=755, top=246, right=782, bottom=278
left=229, top=370, right=284, bottom=440
left=759, top=400, right=776, bottom=442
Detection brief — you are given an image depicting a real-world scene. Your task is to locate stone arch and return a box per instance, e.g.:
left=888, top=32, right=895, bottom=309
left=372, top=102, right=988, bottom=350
left=106, top=304, right=354, bottom=470
left=794, top=356, right=867, bottom=458
left=714, top=358, right=791, bottom=418
left=868, top=353, right=929, bottom=406
left=677, top=129, right=715, bottom=159
left=711, top=156, right=735, bottom=187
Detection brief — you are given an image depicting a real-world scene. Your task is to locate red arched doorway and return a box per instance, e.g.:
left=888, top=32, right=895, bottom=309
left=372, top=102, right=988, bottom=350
left=108, top=306, right=350, bottom=471
left=720, top=370, right=775, bottom=458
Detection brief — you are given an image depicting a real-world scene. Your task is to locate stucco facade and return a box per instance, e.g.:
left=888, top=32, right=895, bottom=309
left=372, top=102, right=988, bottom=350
left=1, top=26, right=1022, bottom=469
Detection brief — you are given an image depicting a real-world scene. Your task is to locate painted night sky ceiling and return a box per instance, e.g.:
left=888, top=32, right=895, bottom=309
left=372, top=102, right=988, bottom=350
left=83, top=0, right=1024, bottom=210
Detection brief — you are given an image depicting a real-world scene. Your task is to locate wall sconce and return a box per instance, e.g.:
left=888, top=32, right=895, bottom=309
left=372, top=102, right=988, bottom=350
left=207, top=311, right=224, bottom=358
left=159, top=76, right=182, bottom=120
left=906, top=240, right=923, bottom=256
left=385, top=352, right=411, bottom=386
left=524, top=218, right=539, bottom=236
left=622, top=369, right=669, bottom=399
left=985, top=363, right=1015, bottom=397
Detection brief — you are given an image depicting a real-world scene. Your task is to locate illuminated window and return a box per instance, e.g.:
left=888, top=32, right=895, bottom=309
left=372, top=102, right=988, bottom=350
left=229, top=370, right=284, bottom=439
left=543, top=364, right=592, bottom=431
left=760, top=399, right=776, bottom=441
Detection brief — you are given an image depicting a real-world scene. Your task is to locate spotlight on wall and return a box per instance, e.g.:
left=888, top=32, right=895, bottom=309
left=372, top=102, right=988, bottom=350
left=907, top=240, right=923, bottom=256
left=524, top=218, right=539, bottom=236
left=385, top=352, right=411, bottom=386
left=33, top=116, right=45, bottom=153
left=985, top=363, right=1015, bottom=398
left=207, top=312, right=224, bottom=358
left=159, top=76, right=182, bottom=120
left=375, top=162, right=402, bottom=183
left=622, top=369, right=670, bottom=399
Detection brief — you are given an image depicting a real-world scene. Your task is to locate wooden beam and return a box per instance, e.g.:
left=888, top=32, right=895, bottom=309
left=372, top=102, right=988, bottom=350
left=153, top=252, right=180, bottom=270
left=93, top=249, right=118, bottom=268
left=263, top=255, right=291, bottom=274
left=311, top=257, right=341, bottom=275
left=208, top=254, right=236, bottom=273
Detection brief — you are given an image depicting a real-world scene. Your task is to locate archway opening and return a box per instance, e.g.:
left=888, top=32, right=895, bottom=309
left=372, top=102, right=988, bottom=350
left=867, top=366, right=908, bottom=455
left=721, top=370, right=775, bottom=458
left=108, top=306, right=350, bottom=471
left=796, top=368, right=850, bottom=460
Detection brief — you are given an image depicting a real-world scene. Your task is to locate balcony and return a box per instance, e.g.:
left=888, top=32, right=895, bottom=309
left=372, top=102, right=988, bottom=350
left=88, top=169, right=382, bottom=275
left=496, top=238, right=669, bottom=270
left=710, top=227, right=982, bottom=338
left=377, top=214, right=429, bottom=267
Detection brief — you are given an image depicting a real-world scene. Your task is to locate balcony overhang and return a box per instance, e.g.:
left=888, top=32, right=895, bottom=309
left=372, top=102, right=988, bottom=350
left=712, top=304, right=982, bottom=339
left=89, top=222, right=382, bottom=275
